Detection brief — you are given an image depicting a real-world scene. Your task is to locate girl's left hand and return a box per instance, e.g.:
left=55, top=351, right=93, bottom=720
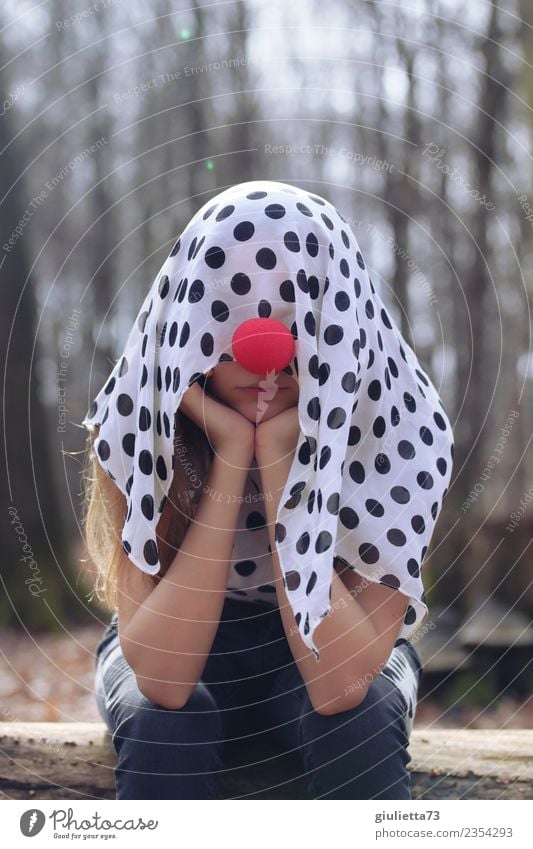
left=255, top=405, right=301, bottom=460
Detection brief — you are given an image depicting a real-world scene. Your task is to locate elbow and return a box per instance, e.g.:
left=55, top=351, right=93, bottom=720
left=310, top=684, right=370, bottom=716
left=118, top=632, right=201, bottom=709
left=136, top=678, right=196, bottom=710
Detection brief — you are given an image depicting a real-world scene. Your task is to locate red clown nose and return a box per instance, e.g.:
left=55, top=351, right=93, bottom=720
left=231, top=318, right=295, bottom=375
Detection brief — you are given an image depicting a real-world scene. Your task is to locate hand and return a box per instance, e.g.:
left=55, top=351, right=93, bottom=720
left=255, top=404, right=300, bottom=462
left=179, top=381, right=255, bottom=457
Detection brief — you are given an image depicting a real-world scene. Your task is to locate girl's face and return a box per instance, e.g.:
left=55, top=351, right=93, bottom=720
left=204, top=361, right=299, bottom=424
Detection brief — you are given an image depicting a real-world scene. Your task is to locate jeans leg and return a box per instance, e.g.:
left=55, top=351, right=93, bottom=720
left=95, top=638, right=223, bottom=800
left=298, top=673, right=414, bottom=800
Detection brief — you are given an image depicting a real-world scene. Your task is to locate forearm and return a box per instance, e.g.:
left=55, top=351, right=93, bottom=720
left=256, top=442, right=383, bottom=715
left=122, top=444, right=253, bottom=705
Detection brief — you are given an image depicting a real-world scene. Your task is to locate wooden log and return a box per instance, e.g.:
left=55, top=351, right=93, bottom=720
left=0, top=722, right=532, bottom=800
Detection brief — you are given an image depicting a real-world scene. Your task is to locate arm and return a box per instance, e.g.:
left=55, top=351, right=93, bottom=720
left=117, top=384, right=255, bottom=709
left=255, top=408, right=409, bottom=716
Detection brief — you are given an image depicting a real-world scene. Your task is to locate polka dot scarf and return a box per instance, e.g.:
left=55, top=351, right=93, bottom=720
left=83, top=180, right=454, bottom=661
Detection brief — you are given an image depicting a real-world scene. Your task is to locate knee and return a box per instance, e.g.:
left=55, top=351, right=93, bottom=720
left=299, top=677, right=412, bottom=798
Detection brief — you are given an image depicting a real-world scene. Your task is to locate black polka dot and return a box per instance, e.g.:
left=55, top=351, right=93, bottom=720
left=335, top=291, right=350, bottom=311
left=141, top=495, right=154, bottom=520
left=341, top=372, right=356, bottom=392
left=296, top=532, right=310, bottom=554
left=143, top=539, right=159, bottom=566
left=380, top=574, right=401, bottom=589
left=231, top=273, right=251, bottom=295
left=315, top=531, right=332, bottom=552
left=97, top=439, right=110, bottom=461
left=407, top=559, right=420, bottom=578
left=375, top=453, right=391, bottom=474
left=404, top=605, right=416, bottom=625
left=327, top=407, right=346, bottom=429
left=172, top=367, right=180, bottom=392
left=398, top=440, right=416, bottom=459
left=318, top=363, right=330, bottom=385
left=319, top=445, right=331, bottom=469
left=201, top=333, right=214, bottom=356
left=235, top=560, right=256, bottom=577
left=265, top=203, right=285, bottom=219
left=216, top=204, right=234, bottom=221
left=212, top=300, right=229, bottom=321
left=284, top=231, right=300, bottom=252
left=411, top=515, right=425, bottom=534
left=307, top=397, right=320, bottom=420
left=280, top=279, right=295, bottom=302
left=256, top=247, right=277, bottom=269
left=306, top=233, right=319, bottom=256
left=391, top=486, right=410, bottom=503
left=139, top=406, right=151, bottom=431
left=306, top=571, right=317, bottom=594
left=403, top=392, right=416, bottom=413
left=324, top=325, right=343, bottom=344
left=365, top=498, right=384, bottom=517
left=117, top=394, right=133, bottom=416
left=359, top=542, right=380, bottom=564
left=122, top=433, right=135, bottom=456
left=326, top=492, right=339, bottom=514
left=307, top=275, right=320, bottom=299
left=285, top=570, right=301, bottom=590
left=205, top=246, right=225, bottom=268
left=234, top=221, right=255, bottom=241
left=304, top=311, right=316, bottom=336
left=139, top=450, right=153, bottom=475
left=420, top=426, right=433, bottom=445
left=179, top=323, right=190, bottom=347
left=349, top=461, right=365, bottom=483
left=368, top=380, right=381, bottom=401
left=168, top=322, right=178, bottom=346
left=348, top=426, right=361, bottom=445
left=339, top=507, right=359, bottom=529
left=417, top=471, right=434, bottom=489
left=188, top=279, right=205, bottom=303
left=373, top=416, right=386, bottom=437
left=158, top=275, right=170, bottom=298
left=387, top=528, right=406, bottom=546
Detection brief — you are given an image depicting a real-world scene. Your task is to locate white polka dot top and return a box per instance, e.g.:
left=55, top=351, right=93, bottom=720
left=226, top=458, right=278, bottom=604
left=82, top=179, right=455, bottom=662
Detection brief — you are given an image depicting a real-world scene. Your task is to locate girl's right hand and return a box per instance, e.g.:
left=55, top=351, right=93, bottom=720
left=178, top=380, right=255, bottom=457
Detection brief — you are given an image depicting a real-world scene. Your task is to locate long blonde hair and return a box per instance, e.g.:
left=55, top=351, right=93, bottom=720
left=81, top=408, right=213, bottom=611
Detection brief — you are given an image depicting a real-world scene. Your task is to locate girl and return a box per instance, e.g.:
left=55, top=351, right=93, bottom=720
left=82, top=179, right=454, bottom=800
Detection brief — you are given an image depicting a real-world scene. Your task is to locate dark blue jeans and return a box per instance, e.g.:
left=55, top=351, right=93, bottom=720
left=94, top=597, right=422, bottom=800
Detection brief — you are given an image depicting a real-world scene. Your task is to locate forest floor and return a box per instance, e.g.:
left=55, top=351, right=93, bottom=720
left=0, top=623, right=532, bottom=728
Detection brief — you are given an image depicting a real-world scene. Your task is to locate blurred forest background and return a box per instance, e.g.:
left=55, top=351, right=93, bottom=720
left=0, top=0, right=532, bottom=725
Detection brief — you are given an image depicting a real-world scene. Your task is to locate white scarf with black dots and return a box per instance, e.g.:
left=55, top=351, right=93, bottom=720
left=83, top=180, right=454, bottom=661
